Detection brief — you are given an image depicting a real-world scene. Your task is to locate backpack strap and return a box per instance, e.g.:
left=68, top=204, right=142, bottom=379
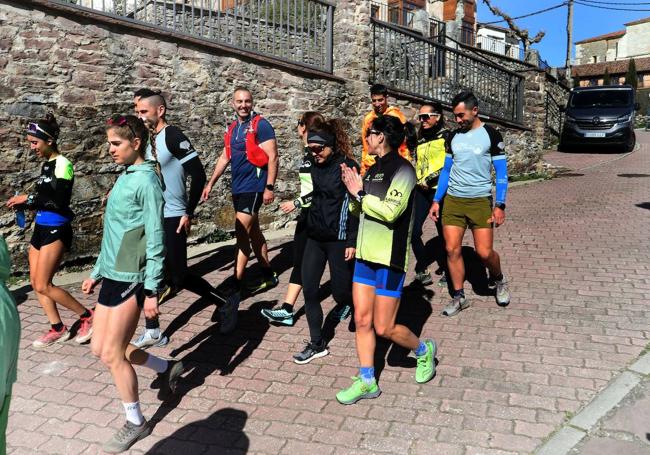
left=224, top=120, right=237, bottom=160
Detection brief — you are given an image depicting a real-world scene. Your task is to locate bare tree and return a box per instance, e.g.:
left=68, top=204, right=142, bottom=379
left=481, top=0, right=545, bottom=61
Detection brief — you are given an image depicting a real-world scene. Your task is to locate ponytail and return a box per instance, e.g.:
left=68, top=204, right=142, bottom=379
left=309, top=118, right=356, bottom=162
left=370, top=115, right=416, bottom=154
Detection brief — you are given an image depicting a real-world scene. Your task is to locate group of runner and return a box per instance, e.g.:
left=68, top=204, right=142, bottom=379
left=2, top=84, right=511, bottom=453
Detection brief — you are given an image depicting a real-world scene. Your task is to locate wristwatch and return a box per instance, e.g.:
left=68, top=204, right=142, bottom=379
left=265, top=184, right=274, bottom=191
left=144, top=289, right=158, bottom=298
left=293, top=199, right=302, bottom=208
left=495, top=203, right=506, bottom=210
left=355, top=190, right=367, bottom=203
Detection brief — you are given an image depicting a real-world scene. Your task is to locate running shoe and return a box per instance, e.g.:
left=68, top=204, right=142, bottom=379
left=331, top=304, right=352, bottom=321
left=247, top=272, right=279, bottom=294
left=414, top=270, right=433, bottom=286
left=261, top=305, right=295, bottom=326
left=157, top=360, right=184, bottom=400
left=415, top=339, right=437, bottom=384
left=102, top=419, right=152, bottom=453
left=293, top=340, right=328, bottom=364
left=132, top=329, right=169, bottom=349
left=336, top=376, right=381, bottom=405
left=33, top=326, right=70, bottom=348
left=437, top=271, right=448, bottom=288
left=495, top=277, right=511, bottom=307
left=219, top=291, right=240, bottom=334
left=441, top=295, right=470, bottom=317
left=74, top=309, right=94, bottom=344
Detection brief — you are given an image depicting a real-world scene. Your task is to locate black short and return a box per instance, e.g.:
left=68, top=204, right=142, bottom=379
left=232, top=192, right=263, bottom=215
left=30, top=223, right=73, bottom=251
left=97, top=278, right=145, bottom=308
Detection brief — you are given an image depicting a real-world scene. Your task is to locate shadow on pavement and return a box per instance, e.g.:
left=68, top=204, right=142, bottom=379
left=636, top=202, right=650, bottom=210
left=618, top=173, right=650, bottom=178
left=146, top=407, right=248, bottom=454
left=461, top=246, right=493, bottom=297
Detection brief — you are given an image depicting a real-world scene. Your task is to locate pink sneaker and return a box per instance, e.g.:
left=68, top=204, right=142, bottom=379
left=75, top=310, right=94, bottom=344
left=33, top=326, right=70, bottom=348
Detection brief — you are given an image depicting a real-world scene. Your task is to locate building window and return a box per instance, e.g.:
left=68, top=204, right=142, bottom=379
left=592, top=56, right=598, bottom=63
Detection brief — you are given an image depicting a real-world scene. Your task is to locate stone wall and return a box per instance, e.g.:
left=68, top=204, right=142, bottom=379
left=1, top=0, right=550, bottom=272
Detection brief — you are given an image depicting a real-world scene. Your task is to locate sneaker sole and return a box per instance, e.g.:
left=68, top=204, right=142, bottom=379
left=32, top=331, right=71, bottom=349
left=496, top=297, right=511, bottom=307
left=293, top=349, right=329, bottom=365
left=102, top=423, right=153, bottom=453
left=441, top=300, right=470, bottom=317
left=336, top=389, right=381, bottom=405
left=260, top=311, right=295, bottom=326
left=74, top=327, right=93, bottom=344
left=131, top=336, right=169, bottom=349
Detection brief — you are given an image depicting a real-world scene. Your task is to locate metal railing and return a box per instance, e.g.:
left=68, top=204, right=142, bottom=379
left=475, top=34, right=524, bottom=61
left=545, top=90, right=566, bottom=137
left=369, top=1, right=445, bottom=44
left=371, top=19, right=524, bottom=124
left=61, top=0, right=334, bottom=72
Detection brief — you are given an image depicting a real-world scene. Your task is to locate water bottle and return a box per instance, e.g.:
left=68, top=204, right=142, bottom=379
left=14, top=191, right=25, bottom=229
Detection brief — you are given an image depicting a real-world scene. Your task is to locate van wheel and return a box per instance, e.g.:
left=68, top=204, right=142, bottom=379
left=624, top=131, right=636, bottom=153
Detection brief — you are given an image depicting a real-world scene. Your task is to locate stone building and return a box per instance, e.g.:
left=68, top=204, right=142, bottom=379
left=1, top=0, right=564, bottom=271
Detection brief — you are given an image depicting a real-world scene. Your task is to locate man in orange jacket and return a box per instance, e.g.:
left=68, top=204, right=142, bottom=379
left=360, top=84, right=411, bottom=175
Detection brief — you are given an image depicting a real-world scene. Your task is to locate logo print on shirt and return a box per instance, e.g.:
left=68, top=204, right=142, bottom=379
left=390, top=189, right=403, bottom=197
left=179, top=140, right=191, bottom=151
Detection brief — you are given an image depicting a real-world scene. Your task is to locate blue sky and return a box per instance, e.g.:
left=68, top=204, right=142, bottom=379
left=475, top=1, right=650, bottom=67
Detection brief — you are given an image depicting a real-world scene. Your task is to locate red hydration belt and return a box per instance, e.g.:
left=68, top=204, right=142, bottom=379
left=224, top=115, right=269, bottom=168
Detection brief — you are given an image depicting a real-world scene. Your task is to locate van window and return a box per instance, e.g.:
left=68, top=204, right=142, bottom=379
left=570, top=90, right=632, bottom=108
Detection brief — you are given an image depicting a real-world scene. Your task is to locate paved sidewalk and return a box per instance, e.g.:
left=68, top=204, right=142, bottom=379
left=6, top=132, right=650, bottom=454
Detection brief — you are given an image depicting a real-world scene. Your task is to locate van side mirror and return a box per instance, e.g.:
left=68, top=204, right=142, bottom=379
left=559, top=105, right=566, bottom=113
left=634, top=102, right=640, bottom=111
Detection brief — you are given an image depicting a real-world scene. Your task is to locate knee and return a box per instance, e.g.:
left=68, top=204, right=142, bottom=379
left=99, top=347, right=123, bottom=369
left=354, top=313, right=372, bottom=332
left=476, top=247, right=493, bottom=262
left=446, top=244, right=462, bottom=259
left=32, top=279, right=51, bottom=296
left=90, top=340, right=102, bottom=359
left=374, top=322, right=394, bottom=339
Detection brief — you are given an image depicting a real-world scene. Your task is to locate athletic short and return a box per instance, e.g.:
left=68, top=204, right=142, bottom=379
left=232, top=192, right=263, bottom=215
left=30, top=223, right=73, bottom=251
left=442, top=194, right=493, bottom=230
left=98, top=278, right=145, bottom=308
left=353, top=259, right=406, bottom=298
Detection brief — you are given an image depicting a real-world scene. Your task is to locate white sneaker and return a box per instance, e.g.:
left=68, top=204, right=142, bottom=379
left=131, top=329, right=169, bottom=349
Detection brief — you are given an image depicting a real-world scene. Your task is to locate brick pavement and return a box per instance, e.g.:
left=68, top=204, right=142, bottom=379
left=6, top=132, right=650, bottom=454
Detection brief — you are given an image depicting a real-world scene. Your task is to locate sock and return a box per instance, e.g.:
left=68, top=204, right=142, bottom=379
left=414, top=341, right=427, bottom=357
left=51, top=322, right=64, bottom=332
left=80, top=309, right=92, bottom=319
left=359, top=366, right=375, bottom=384
left=453, top=288, right=465, bottom=299
left=281, top=302, right=294, bottom=312
left=123, top=401, right=144, bottom=426
left=143, top=353, right=168, bottom=374
left=145, top=317, right=160, bottom=330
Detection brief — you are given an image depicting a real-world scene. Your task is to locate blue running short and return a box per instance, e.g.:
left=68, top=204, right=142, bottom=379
left=353, top=259, right=406, bottom=298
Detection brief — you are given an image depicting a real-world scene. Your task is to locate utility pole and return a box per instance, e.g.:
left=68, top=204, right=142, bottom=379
left=566, top=0, right=574, bottom=85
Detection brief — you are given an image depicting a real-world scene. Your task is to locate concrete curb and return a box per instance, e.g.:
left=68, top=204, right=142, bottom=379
left=534, top=350, right=650, bottom=455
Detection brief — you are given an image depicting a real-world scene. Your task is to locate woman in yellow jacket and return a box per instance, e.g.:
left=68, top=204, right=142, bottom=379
left=412, top=102, right=449, bottom=286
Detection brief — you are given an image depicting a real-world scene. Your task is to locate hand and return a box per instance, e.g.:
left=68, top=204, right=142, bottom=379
left=201, top=184, right=213, bottom=202
left=488, top=207, right=506, bottom=227
left=81, top=278, right=97, bottom=294
left=177, top=215, right=191, bottom=235
left=280, top=201, right=296, bottom=213
left=263, top=188, right=274, bottom=205
left=143, top=296, right=160, bottom=319
left=341, top=164, right=363, bottom=196
left=344, top=247, right=356, bottom=261
left=6, top=194, right=27, bottom=208
left=429, top=202, right=440, bottom=222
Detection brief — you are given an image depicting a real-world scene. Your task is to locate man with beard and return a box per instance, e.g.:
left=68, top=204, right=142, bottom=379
left=429, top=91, right=511, bottom=316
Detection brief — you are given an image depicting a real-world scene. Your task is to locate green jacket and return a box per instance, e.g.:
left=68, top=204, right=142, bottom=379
left=0, top=236, right=20, bottom=398
left=91, top=161, right=165, bottom=292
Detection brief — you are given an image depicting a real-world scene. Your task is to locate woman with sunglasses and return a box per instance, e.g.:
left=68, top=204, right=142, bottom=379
left=338, top=115, right=437, bottom=405
left=261, top=111, right=324, bottom=326
left=292, top=119, right=359, bottom=364
left=6, top=114, right=94, bottom=347
left=412, top=103, right=449, bottom=287
left=82, top=115, right=183, bottom=453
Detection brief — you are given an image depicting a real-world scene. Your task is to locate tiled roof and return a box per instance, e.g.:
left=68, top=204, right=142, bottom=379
left=624, top=16, right=650, bottom=27
left=575, top=30, right=625, bottom=45
left=572, top=56, right=650, bottom=77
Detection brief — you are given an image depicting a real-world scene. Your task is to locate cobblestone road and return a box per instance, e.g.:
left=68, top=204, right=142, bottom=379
left=6, top=132, right=650, bottom=454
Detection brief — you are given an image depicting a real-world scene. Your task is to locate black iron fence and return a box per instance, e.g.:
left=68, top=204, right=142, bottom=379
left=545, top=90, right=566, bottom=137
left=371, top=19, right=524, bottom=124
left=369, top=1, right=445, bottom=44
left=60, top=0, right=334, bottom=72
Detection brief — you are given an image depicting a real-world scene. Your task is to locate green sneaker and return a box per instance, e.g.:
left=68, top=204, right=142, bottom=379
left=336, top=376, right=381, bottom=405
left=247, top=272, right=279, bottom=294
left=415, top=339, right=437, bottom=384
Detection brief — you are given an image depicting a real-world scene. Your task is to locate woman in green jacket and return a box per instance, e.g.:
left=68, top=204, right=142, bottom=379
left=82, top=115, right=183, bottom=453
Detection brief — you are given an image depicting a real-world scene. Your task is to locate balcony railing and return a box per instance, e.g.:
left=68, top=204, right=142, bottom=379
left=475, top=34, right=524, bottom=61
left=369, top=1, right=445, bottom=44
left=58, top=0, right=334, bottom=72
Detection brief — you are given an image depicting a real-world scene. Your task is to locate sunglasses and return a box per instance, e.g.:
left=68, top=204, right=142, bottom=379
left=418, top=113, right=441, bottom=122
left=365, top=129, right=382, bottom=138
left=106, top=116, right=137, bottom=138
left=27, top=122, right=54, bottom=139
left=308, top=144, right=327, bottom=154
left=297, top=119, right=305, bottom=127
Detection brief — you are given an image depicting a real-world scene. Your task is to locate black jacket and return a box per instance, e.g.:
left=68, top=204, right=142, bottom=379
left=306, top=153, right=359, bottom=247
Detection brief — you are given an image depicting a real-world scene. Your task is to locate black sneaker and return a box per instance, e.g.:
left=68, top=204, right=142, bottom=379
left=293, top=340, right=329, bottom=364
left=157, top=360, right=184, bottom=400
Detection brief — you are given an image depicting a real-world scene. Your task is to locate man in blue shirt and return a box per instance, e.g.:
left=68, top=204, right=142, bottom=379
left=430, top=91, right=511, bottom=316
left=203, top=87, right=279, bottom=332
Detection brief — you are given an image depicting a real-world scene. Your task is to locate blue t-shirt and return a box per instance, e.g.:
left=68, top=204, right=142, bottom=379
left=230, top=114, right=275, bottom=194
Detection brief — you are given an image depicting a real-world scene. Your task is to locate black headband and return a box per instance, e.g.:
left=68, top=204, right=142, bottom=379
left=307, top=130, right=335, bottom=147
left=25, top=122, right=56, bottom=142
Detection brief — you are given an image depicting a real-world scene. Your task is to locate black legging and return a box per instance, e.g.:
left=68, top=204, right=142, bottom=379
left=411, top=187, right=446, bottom=274
left=289, top=212, right=309, bottom=286
left=301, top=238, right=353, bottom=344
